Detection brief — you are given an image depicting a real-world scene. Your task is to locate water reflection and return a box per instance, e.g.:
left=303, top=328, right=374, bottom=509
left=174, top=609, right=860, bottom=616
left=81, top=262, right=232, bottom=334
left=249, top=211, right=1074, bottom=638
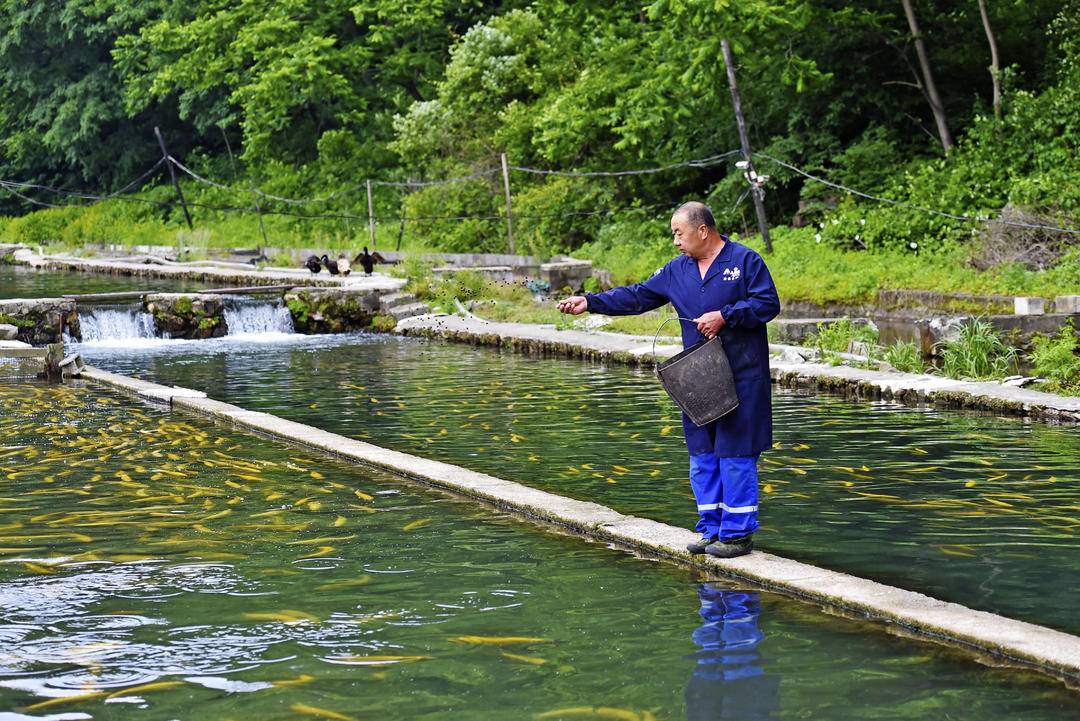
left=686, top=585, right=779, bottom=721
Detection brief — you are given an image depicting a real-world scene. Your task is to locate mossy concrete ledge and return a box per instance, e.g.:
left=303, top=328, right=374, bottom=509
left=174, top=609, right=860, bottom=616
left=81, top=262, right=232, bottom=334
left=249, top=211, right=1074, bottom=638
left=79, top=365, right=1080, bottom=686
left=770, top=360, right=1080, bottom=423
left=395, top=313, right=1080, bottom=423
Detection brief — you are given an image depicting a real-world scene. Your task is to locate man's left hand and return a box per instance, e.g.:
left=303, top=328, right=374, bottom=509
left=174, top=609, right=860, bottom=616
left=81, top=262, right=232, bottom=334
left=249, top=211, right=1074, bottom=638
left=693, top=311, right=726, bottom=339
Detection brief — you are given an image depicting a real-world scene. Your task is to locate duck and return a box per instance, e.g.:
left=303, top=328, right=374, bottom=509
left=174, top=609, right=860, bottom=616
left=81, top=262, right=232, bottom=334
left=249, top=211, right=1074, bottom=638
left=304, top=255, right=322, bottom=274
left=321, top=254, right=340, bottom=275
left=353, top=246, right=386, bottom=276
left=336, top=252, right=352, bottom=276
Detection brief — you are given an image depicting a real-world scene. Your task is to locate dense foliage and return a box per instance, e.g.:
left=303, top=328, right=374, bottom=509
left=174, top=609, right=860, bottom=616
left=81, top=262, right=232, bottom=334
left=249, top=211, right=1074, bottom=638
left=0, top=0, right=1076, bottom=272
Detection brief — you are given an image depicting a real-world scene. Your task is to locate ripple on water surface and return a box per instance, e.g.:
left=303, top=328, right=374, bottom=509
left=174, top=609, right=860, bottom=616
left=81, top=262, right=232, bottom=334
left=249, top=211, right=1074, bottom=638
left=0, top=383, right=1075, bottom=719
left=76, top=333, right=1080, bottom=636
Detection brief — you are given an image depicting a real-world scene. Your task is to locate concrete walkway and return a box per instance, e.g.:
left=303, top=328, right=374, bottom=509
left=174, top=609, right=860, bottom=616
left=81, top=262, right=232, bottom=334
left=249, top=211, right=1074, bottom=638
left=396, top=313, right=1080, bottom=423
left=79, top=365, right=1080, bottom=685
left=7, top=247, right=405, bottom=293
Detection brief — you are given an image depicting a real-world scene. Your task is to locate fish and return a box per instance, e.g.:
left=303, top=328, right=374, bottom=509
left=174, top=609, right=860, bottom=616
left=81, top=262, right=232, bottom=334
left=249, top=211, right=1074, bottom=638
left=272, top=674, right=316, bottom=687
left=22, top=690, right=107, bottom=711
left=451, top=635, right=550, bottom=645
left=402, top=519, right=431, bottom=532
left=354, top=490, right=375, bottom=501
left=288, top=535, right=357, bottom=545
left=315, top=575, right=371, bottom=591
left=500, top=651, right=547, bottom=665
left=106, top=681, right=185, bottom=699
left=245, top=610, right=319, bottom=624
left=290, top=703, right=357, bottom=721
left=327, top=655, right=432, bottom=665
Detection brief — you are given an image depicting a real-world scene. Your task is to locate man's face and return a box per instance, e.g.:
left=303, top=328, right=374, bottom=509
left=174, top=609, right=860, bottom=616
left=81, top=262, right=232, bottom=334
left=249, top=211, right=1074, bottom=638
left=671, top=213, right=708, bottom=259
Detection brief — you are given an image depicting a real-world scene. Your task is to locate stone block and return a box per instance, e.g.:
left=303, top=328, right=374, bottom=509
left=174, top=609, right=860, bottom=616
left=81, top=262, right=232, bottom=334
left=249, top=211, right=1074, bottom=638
left=0, top=324, right=16, bottom=340
left=1054, top=295, right=1080, bottom=314
left=541, top=259, right=592, bottom=293
left=1014, top=297, right=1044, bottom=315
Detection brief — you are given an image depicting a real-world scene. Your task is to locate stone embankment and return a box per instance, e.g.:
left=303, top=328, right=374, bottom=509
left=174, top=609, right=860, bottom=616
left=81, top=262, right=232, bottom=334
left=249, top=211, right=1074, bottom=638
left=78, top=366, right=1080, bottom=686
left=0, top=298, right=78, bottom=345
left=395, top=313, right=1080, bottom=423
left=146, top=294, right=228, bottom=339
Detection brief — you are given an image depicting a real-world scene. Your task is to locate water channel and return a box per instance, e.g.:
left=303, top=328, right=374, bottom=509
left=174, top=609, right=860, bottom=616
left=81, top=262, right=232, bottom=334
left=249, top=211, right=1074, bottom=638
left=73, top=332, right=1080, bottom=639
left=0, top=383, right=1075, bottom=720
left=0, top=265, right=211, bottom=298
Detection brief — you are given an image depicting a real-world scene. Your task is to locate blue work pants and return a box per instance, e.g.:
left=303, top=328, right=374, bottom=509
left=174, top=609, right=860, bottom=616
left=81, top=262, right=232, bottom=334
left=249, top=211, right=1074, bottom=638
left=689, top=453, right=760, bottom=540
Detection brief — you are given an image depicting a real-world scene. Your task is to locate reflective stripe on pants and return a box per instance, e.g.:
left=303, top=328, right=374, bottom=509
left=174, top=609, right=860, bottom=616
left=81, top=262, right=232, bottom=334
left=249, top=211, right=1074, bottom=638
left=688, top=453, right=760, bottom=540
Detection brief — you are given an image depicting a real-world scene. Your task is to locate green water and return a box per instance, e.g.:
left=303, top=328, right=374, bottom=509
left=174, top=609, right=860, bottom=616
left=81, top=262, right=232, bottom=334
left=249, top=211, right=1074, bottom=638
left=77, top=334, right=1080, bottom=636
left=0, top=265, right=210, bottom=299
left=0, top=383, right=1075, bottom=719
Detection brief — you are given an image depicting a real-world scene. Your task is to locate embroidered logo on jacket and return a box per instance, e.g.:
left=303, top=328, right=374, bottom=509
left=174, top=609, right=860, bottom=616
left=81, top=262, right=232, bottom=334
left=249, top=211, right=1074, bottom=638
left=722, top=267, right=741, bottom=281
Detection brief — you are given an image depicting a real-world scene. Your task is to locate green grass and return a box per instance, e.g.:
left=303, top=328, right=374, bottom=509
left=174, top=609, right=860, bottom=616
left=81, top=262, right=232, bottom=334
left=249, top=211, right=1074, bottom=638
left=937, top=318, right=1019, bottom=381
left=1028, top=321, right=1080, bottom=394
left=883, top=340, right=925, bottom=374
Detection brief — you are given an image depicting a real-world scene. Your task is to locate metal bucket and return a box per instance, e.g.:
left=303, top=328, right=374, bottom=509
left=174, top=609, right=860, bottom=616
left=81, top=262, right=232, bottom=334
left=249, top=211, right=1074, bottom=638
left=653, top=318, right=739, bottom=426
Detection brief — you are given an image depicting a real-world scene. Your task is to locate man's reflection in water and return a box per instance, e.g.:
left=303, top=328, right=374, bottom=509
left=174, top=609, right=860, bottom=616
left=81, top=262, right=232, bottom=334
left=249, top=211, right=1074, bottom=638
left=685, top=583, right=780, bottom=720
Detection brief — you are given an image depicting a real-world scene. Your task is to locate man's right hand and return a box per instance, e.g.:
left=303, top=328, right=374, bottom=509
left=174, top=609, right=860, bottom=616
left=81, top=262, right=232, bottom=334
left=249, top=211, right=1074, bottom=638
left=557, top=296, right=588, bottom=315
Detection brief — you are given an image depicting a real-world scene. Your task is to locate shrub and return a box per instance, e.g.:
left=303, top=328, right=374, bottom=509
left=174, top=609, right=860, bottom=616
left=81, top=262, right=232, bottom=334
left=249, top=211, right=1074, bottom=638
left=809, top=318, right=878, bottom=353
left=884, top=340, right=925, bottom=374
left=370, top=313, right=397, bottom=332
left=938, top=318, right=1018, bottom=380
left=1029, top=321, right=1080, bottom=394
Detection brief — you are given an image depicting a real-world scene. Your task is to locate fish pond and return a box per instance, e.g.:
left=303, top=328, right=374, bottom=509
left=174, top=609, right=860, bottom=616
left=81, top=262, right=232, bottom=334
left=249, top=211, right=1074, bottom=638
left=0, top=383, right=1076, bottom=720
left=0, top=265, right=211, bottom=299
left=75, top=333, right=1080, bottom=637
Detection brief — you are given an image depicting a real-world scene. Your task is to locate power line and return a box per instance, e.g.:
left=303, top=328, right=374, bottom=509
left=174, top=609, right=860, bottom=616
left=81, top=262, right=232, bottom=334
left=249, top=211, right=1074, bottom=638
left=0, top=159, right=166, bottom=204
left=755, top=152, right=1080, bottom=236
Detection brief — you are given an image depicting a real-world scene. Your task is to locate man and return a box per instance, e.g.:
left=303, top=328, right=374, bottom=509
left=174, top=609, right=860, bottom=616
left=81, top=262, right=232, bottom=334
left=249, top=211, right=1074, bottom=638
left=557, top=202, right=780, bottom=558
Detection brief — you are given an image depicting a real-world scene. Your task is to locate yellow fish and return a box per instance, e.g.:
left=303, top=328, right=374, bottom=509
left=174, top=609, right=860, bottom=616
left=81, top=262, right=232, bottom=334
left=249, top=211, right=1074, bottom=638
left=402, top=519, right=431, bottom=532
left=452, top=635, right=550, bottom=645
left=22, top=690, right=107, bottom=711
left=106, top=681, right=185, bottom=699
left=500, top=651, right=547, bottom=665
left=327, top=655, right=431, bottom=665
left=290, top=703, right=357, bottom=721
left=245, top=610, right=319, bottom=624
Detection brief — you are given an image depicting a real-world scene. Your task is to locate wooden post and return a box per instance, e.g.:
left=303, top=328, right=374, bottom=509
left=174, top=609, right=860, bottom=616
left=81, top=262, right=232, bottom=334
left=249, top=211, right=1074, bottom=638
left=153, top=127, right=193, bottom=230
left=500, top=152, right=515, bottom=255
left=366, top=179, right=377, bottom=249
left=720, top=40, right=772, bottom=254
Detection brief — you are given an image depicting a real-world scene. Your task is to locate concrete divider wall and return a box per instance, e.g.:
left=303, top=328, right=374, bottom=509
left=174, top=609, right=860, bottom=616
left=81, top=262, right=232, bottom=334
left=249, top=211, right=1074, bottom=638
left=78, top=365, right=1080, bottom=688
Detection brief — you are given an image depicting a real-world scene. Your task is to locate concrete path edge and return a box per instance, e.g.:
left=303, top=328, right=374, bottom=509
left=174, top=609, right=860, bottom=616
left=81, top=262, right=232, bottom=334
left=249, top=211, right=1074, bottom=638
left=79, top=365, right=1080, bottom=688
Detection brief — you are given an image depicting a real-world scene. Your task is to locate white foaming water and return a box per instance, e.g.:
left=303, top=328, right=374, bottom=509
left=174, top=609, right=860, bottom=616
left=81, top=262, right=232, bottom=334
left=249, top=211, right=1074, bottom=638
left=78, top=307, right=157, bottom=344
left=223, top=299, right=295, bottom=336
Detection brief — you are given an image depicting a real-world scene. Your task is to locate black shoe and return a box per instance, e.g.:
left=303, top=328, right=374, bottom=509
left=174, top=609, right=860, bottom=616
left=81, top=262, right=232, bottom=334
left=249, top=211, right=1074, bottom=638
left=686, top=534, right=718, bottom=554
left=705, top=534, right=754, bottom=559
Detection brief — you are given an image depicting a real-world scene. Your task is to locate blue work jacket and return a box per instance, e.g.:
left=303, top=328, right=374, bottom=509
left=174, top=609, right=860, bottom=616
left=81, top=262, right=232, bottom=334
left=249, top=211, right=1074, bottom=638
left=585, top=238, right=780, bottom=457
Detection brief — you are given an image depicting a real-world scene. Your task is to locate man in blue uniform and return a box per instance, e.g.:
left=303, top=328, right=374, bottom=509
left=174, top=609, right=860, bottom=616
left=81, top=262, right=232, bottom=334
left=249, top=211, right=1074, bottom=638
left=557, top=201, right=780, bottom=558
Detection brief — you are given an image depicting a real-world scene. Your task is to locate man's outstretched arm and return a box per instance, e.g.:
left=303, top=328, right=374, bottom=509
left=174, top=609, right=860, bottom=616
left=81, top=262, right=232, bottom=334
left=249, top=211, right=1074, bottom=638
left=557, top=265, right=671, bottom=316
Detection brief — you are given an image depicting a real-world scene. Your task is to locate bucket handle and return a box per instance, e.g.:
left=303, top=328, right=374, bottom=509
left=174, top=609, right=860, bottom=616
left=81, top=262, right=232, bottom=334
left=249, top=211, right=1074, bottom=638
left=652, top=316, right=697, bottom=360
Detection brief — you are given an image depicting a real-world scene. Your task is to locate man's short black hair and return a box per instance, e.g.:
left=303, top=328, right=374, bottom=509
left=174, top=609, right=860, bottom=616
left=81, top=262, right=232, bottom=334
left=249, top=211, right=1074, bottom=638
left=674, top=201, right=716, bottom=230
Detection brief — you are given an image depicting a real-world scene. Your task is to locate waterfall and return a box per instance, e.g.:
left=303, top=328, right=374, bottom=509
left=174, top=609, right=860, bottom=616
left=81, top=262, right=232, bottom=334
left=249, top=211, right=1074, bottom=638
left=78, top=306, right=158, bottom=343
left=222, top=297, right=295, bottom=336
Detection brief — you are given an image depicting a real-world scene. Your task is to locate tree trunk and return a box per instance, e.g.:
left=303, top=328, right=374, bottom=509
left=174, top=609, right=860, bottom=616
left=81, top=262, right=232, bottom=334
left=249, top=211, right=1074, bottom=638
left=977, top=0, right=1002, bottom=121
left=899, top=0, right=954, bottom=152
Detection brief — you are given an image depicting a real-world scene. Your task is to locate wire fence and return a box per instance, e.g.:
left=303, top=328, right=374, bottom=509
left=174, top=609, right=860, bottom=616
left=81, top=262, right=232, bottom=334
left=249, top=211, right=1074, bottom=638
left=2, top=147, right=1079, bottom=241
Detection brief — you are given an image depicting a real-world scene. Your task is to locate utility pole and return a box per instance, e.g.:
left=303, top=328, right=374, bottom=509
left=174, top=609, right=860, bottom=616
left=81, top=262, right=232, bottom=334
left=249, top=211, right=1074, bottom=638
left=500, top=152, right=515, bottom=255
left=720, top=40, right=772, bottom=253
left=366, top=179, right=377, bottom=249
left=153, top=127, right=193, bottom=230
